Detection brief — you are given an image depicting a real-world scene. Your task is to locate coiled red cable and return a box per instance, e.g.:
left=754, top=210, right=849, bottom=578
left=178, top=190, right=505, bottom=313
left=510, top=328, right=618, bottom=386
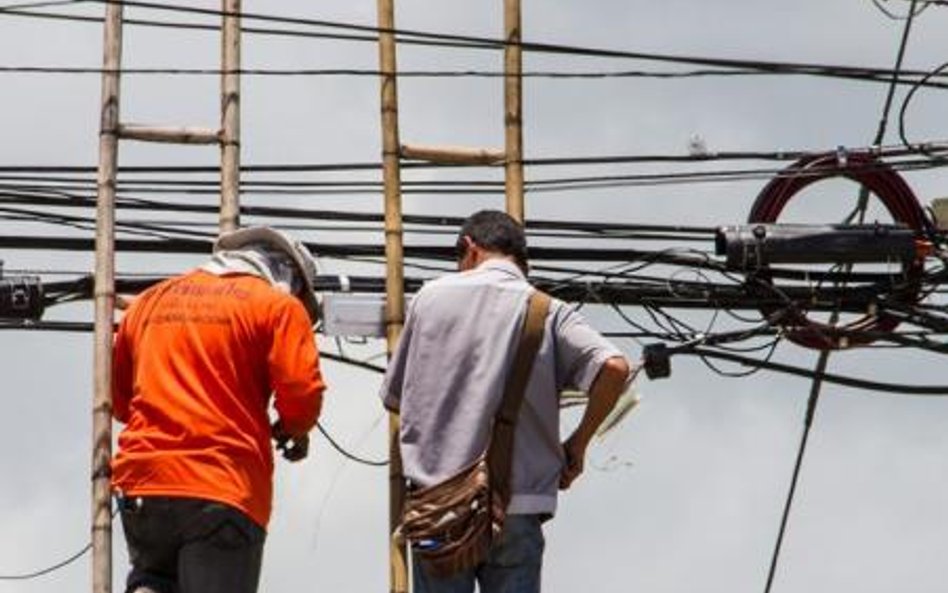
left=747, top=150, right=929, bottom=350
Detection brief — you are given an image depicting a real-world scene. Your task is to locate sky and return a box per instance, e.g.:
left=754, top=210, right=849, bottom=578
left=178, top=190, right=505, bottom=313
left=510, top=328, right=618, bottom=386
left=1, top=1, right=947, bottom=592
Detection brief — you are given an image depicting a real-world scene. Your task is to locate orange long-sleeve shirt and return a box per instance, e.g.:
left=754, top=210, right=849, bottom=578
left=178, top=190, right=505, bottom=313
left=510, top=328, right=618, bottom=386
left=111, top=269, right=325, bottom=528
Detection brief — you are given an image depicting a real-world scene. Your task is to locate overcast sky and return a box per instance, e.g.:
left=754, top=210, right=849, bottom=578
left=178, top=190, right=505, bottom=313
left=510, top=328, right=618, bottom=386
left=1, top=1, right=947, bottom=592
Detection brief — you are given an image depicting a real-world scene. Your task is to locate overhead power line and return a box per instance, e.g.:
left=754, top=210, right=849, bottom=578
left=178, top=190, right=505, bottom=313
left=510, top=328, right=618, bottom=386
left=5, top=0, right=948, bottom=89
left=681, top=347, right=948, bottom=395
left=0, top=0, right=79, bottom=9
left=0, top=64, right=946, bottom=90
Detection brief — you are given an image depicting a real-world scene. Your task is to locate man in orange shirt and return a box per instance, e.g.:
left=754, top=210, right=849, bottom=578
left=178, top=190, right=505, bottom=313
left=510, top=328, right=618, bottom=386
left=111, top=226, right=327, bottom=593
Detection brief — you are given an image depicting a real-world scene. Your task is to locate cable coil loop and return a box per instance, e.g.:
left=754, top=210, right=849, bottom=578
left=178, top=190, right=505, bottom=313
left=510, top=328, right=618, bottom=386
left=747, top=151, right=930, bottom=349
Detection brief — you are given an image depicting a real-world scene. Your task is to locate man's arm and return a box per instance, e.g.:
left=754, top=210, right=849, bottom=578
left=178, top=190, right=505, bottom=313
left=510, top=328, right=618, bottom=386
left=270, top=298, right=325, bottom=454
left=560, top=356, right=634, bottom=490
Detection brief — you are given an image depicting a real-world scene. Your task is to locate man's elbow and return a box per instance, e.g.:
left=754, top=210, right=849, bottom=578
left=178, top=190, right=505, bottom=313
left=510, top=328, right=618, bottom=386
left=602, top=356, right=631, bottom=386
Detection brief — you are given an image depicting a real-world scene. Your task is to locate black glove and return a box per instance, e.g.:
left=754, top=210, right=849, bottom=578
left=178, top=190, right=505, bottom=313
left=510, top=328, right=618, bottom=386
left=271, top=420, right=310, bottom=462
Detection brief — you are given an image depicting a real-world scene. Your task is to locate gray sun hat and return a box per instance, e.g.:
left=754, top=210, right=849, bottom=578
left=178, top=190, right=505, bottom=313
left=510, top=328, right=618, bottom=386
left=214, top=226, right=320, bottom=322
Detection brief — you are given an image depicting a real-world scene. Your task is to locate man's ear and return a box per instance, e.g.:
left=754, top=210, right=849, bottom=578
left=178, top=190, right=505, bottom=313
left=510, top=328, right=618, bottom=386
left=458, top=236, right=477, bottom=270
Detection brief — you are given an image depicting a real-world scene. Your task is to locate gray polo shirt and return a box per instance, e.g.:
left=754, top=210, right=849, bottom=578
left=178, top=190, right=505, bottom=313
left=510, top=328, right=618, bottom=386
left=381, top=259, right=628, bottom=516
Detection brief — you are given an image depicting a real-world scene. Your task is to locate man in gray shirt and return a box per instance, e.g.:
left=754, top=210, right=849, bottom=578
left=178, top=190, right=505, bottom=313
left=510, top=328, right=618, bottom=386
left=381, top=210, right=637, bottom=593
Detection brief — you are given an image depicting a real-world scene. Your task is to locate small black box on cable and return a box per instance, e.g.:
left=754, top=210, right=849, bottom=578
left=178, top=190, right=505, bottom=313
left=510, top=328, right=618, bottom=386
left=642, top=343, right=671, bottom=380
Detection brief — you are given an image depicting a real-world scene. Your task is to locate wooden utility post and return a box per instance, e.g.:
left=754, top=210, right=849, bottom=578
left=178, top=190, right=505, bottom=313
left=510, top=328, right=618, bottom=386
left=220, top=0, right=241, bottom=233
left=377, top=0, right=408, bottom=591
left=91, top=2, right=242, bottom=591
left=376, top=2, right=527, bottom=591
left=504, top=0, right=524, bottom=222
left=91, top=2, right=123, bottom=592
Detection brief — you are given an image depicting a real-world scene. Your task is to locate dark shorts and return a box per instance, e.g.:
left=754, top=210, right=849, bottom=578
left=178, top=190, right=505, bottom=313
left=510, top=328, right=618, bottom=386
left=119, top=496, right=266, bottom=593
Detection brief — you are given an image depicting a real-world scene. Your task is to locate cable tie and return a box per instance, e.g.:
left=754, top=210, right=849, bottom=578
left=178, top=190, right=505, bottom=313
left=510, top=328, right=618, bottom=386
left=835, top=145, right=848, bottom=167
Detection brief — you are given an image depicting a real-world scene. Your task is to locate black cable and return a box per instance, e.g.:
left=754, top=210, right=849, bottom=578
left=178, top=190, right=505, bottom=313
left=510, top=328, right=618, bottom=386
left=0, top=155, right=943, bottom=203
left=681, top=347, right=948, bottom=395
left=0, top=142, right=944, bottom=177
left=1, top=64, right=946, bottom=90
left=0, top=545, right=90, bottom=581
left=7, top=0, right=948, bottom=89
left=871, top=0, right=931, bottom=19
left=0, top=503, right=116, bottom=581
left=77, top=0, right=948, bottom=85
left=0, top=543, right=92, bottom=581
left=0, top=0, right=81, bottom=9
left=899, top=60, right=948, bottom=160
left=697, top=338, right=779, bottom=378
left=763, top=349, right=827, bottom=593
left=870, top=1, right=919, bottom=149
left=315, top=421, right=387, bottom=467
left=763, top=7, right=922, bottom=591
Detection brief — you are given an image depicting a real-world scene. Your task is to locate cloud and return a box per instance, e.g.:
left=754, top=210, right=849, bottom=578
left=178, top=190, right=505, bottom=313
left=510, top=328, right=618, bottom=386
left=0, top=1, right=946, bottom=592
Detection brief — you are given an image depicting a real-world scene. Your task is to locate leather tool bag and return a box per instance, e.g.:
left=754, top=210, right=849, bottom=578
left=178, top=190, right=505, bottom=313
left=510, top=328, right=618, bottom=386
left=396, top=291, right=551, bottom=578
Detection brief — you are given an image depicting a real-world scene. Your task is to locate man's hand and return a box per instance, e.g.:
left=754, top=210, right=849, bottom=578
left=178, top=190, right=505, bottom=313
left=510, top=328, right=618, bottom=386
left=272, top=420, right=310, bottom=463
left=280, top=433, right=309, bottom=462
left=559, top=434, right=589, bottom=490
left=560, top=356, right=632, bottom=490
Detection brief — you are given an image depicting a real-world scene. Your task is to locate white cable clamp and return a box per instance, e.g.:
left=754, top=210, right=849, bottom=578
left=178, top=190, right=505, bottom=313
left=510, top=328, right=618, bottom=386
left=337, top=274, right=351, bottom=293
left=835, top=145, right=848, bottom=167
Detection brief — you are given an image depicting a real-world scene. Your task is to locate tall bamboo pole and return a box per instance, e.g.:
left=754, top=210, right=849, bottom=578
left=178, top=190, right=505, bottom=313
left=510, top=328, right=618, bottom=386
left=504, top=0, right=524, bottom=222
left=220, top=0, right=241, bottom=233
left=377, top=0, right=408, bottom=591
left=92, top=2, right=124, bottom=592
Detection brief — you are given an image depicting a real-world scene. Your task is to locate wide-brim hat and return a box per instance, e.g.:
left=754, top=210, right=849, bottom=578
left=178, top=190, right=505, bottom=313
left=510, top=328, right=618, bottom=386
left=214, top=226, right=321, bottom=323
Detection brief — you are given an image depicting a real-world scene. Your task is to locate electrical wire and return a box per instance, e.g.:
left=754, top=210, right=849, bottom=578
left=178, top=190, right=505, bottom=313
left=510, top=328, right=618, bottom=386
left=0, top=5, right=945, bottom=588
left=899, top=60, right=948, bottom=160
left=1, top=64, right=947, bottom=90
left=4, top=0, right=948, bottom=91
left=70, top=0, right=948, bottom=86
left=0, top=543, right=91, bottom=581
left=680, top=346, right=948, bottom=394
left=0, top=141, right=945, bottom=179
left=0, top=0, right=83, bottom=10
left=747, top=151, right=930, bottom=349
left=871, top=0, right=931, bottom=19
left=0, top=504, right=116, bottom=581
left=763, top=7, right=923, bottom=592
left=315, top=422, right=387, bottom=467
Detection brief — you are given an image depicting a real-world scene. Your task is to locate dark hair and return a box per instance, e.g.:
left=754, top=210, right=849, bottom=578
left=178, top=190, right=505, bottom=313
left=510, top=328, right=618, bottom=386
left=456, top=210, right=529, bottom=271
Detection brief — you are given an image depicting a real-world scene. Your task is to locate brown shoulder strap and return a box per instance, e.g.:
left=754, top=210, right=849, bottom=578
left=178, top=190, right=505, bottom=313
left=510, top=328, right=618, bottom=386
left=487, top=290, right=551, bottom=502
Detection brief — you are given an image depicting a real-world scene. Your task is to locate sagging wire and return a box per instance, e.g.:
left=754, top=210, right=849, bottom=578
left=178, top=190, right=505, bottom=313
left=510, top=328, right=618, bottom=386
left=29, top=0, right=948, bottom=90
left=680, top=347, right=948, bottom=395
left=0, top=543, right=91, bottom=581
left=899, top=59, right=948, bottom=162
left=316, top=422, right=387, bottom=467
left=871, top=0, right=931, bottom=19
left=0, top=502, right=116, bottom=582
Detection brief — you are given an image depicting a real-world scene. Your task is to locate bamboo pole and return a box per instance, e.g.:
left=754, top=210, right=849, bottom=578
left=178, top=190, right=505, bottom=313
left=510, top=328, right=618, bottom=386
left=92, top=2, right=124, bottom=592
left=117, top=124, right=219, bottom=145
left=377, top=0, right=408, bottom=591
left=401, top=143, right=505, bottom=166
left=220, top=0, right=241, bottom=233
left=504, top=0, right=524, bottom=222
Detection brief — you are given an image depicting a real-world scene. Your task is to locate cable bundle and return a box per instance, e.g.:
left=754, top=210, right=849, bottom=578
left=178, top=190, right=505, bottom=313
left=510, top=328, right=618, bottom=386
left=747, top=150, right=931, bottom=349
